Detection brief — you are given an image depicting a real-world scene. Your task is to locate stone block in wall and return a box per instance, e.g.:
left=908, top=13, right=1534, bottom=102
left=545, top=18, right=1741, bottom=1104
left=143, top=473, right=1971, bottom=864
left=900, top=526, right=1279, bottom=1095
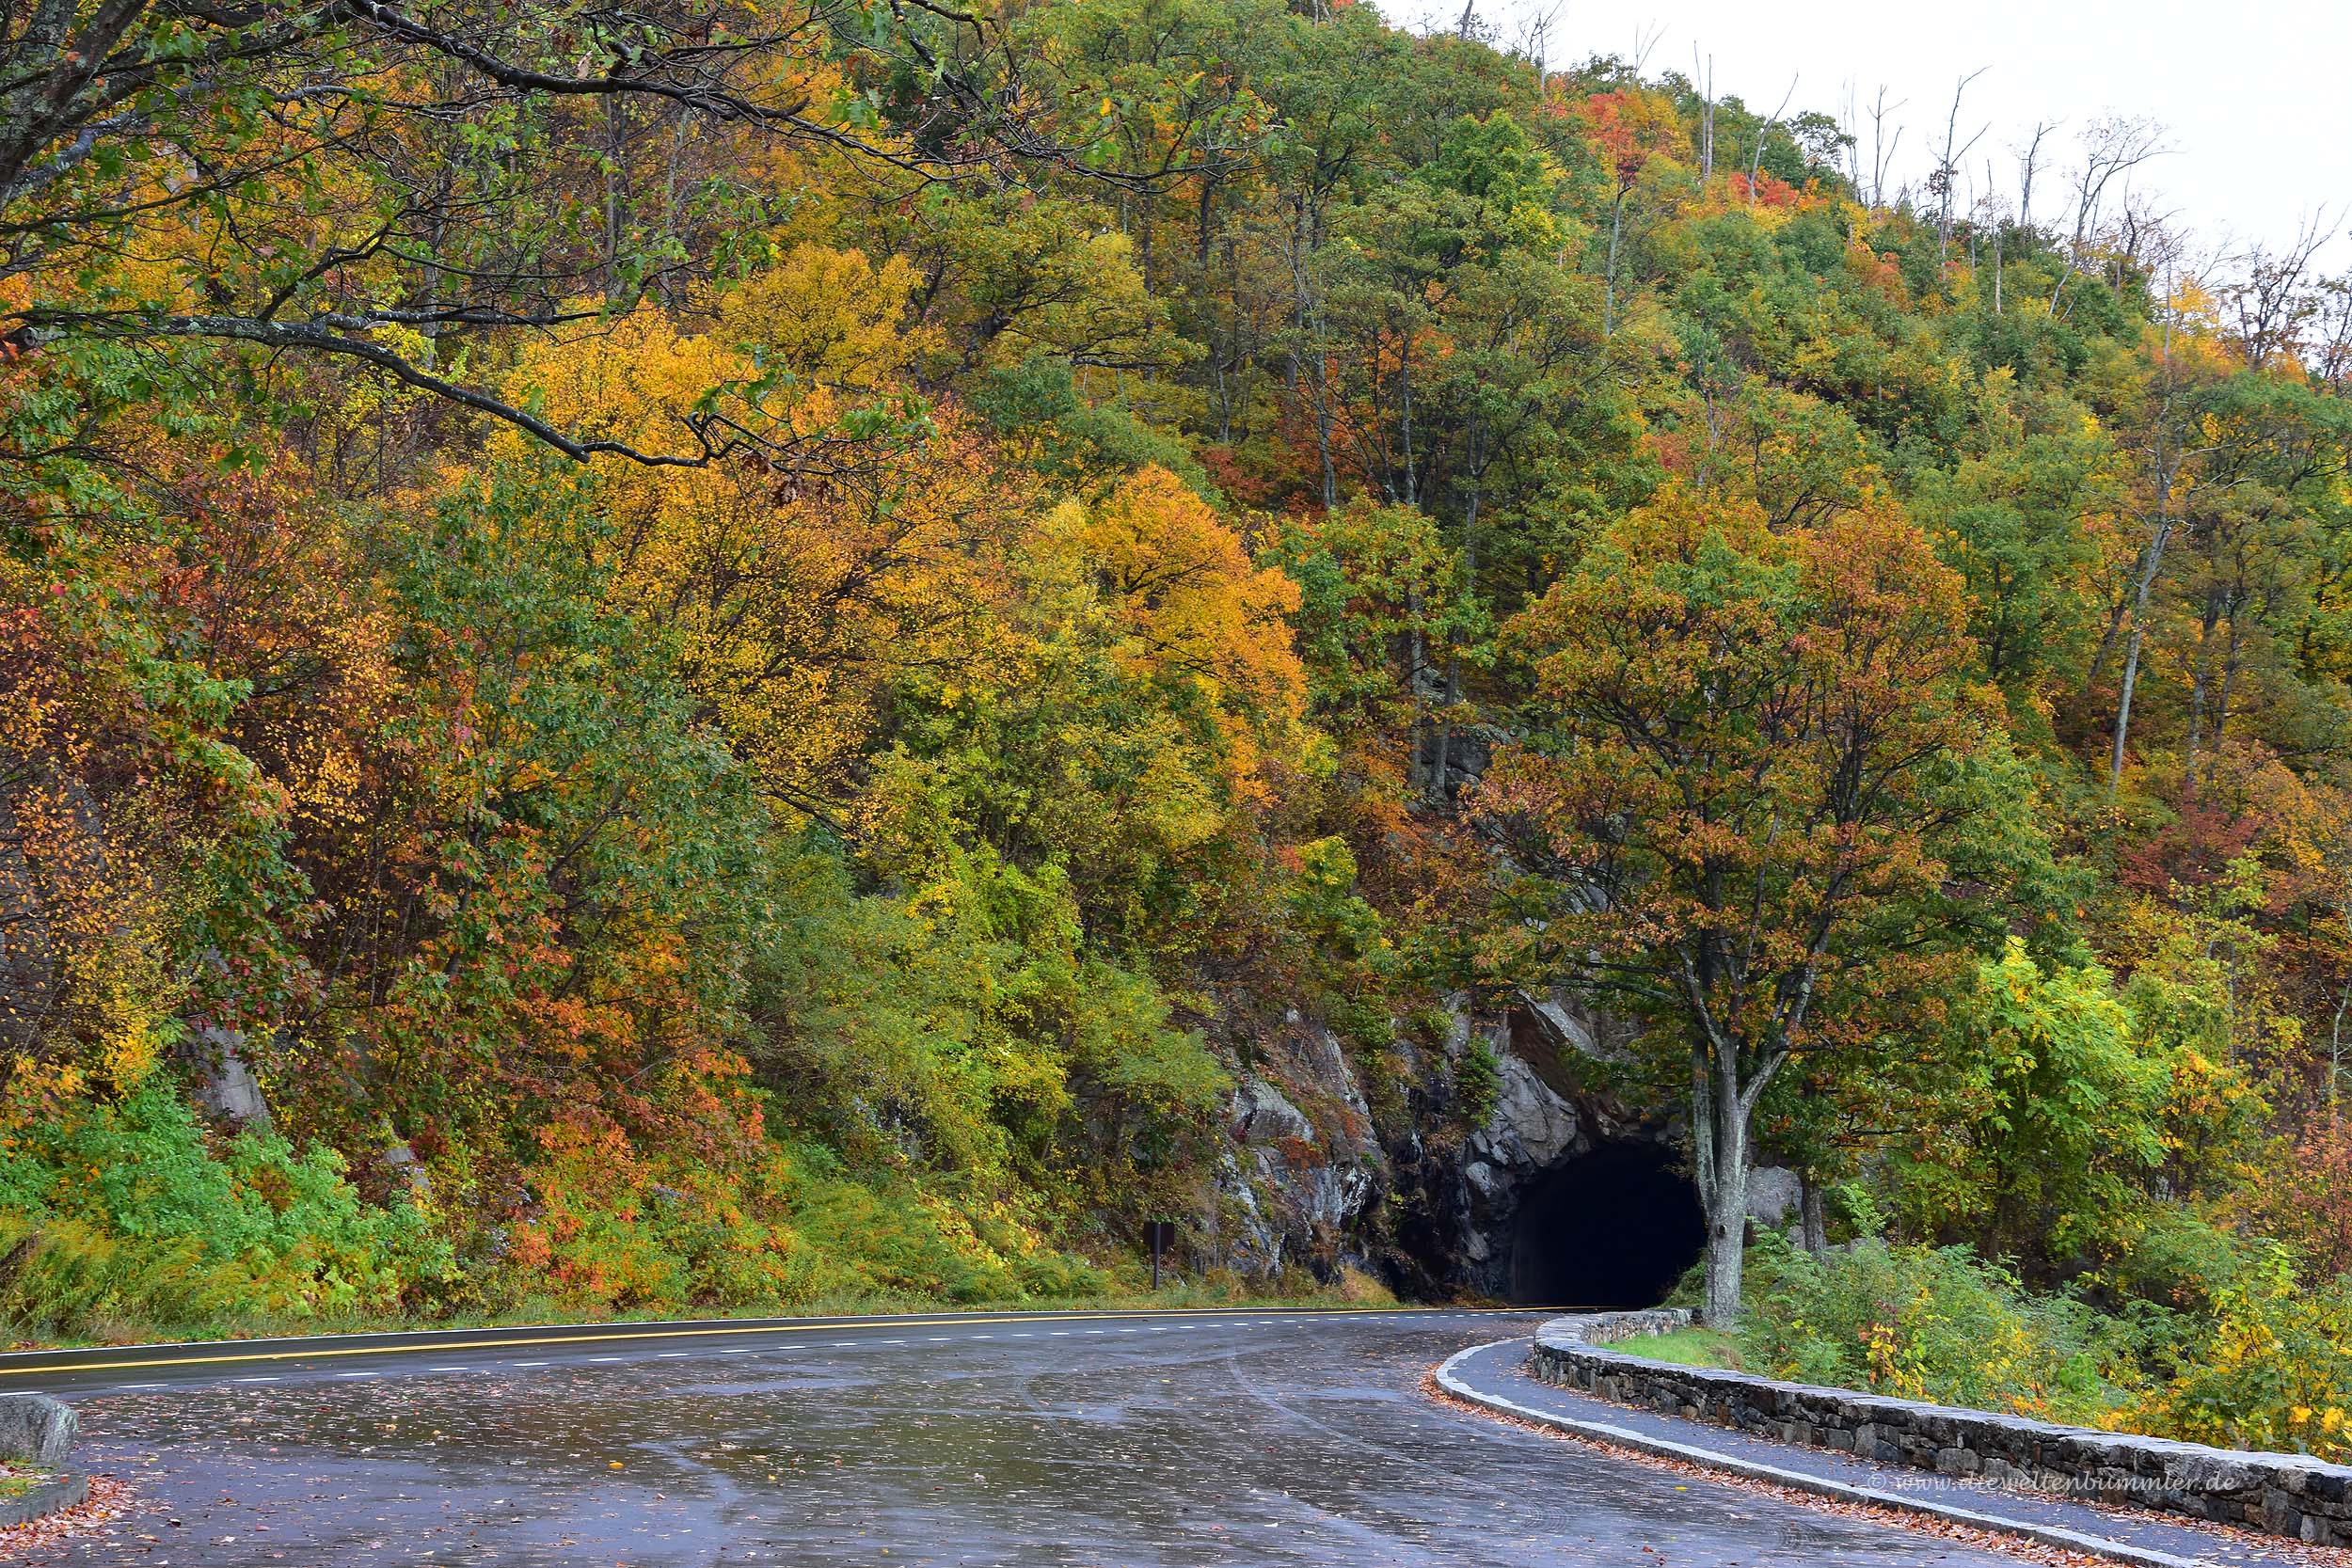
left=2169, top=1449, right=2255, bottom=1496
left=2293, top=1460, right=2348, bottom=1505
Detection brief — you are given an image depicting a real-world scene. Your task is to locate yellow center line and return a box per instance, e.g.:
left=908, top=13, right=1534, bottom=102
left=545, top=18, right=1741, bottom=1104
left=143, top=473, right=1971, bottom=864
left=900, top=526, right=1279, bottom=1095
left=3, top=1306, right=1477, bottom=1378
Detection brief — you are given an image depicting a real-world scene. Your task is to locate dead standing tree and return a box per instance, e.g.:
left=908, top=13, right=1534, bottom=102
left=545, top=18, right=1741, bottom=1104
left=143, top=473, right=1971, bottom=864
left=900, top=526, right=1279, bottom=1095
left=1930, top=68, right=1988, bottom=266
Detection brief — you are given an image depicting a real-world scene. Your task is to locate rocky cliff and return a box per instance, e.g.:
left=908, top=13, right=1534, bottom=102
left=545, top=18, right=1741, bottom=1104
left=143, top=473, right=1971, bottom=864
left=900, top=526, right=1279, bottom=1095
left=1205, top=990, right=1799, bottom=1302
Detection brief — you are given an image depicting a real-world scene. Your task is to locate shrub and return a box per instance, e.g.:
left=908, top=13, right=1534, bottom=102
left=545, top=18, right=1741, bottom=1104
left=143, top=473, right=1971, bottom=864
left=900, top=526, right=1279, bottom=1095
left=0, top=1083, right=450, bottom=1338
left=1739, top=1233, right=2135, bottom=1424
left=1455, top=1039, right=1501, bottom=1127
left=472, top=1129, right=1111, bottom=1318
left=2125, top=1249, right=2352, bottom=1461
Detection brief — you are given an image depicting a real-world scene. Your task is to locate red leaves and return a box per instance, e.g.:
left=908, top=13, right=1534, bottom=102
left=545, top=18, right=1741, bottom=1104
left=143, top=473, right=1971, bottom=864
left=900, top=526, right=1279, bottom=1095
left=1577, top=89, right=1685, bottom=191
left=1728, top=169, right=1802, bottom=208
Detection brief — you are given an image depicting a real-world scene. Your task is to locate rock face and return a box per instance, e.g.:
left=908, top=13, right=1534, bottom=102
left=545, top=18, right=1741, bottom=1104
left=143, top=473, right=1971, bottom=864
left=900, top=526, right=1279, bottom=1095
left=1742, top=1165, right=1804, bottom=1229
left=1477, top=1045, right=1586, bottom=1174
left=1213, top=1014, right=1384, bottom=1280
left=1208, top=988, right=1680, bottom=1296
left=1436, top=998, right=1674, bottom=1297
left=1231, top=1078, right=1313, bottom=1148
left=182, top=1022, right=274, bottom=1134
left=1207, top=987, right=1806, bottom=1298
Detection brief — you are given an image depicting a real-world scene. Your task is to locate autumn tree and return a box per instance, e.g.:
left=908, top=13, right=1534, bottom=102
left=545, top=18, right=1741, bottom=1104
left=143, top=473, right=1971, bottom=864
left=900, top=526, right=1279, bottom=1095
left=0, top=0, right=1201, bottom=470
left=1480, top=486, right=2029, bottom=1326
left=1569, top=86, right=1683, bottom=338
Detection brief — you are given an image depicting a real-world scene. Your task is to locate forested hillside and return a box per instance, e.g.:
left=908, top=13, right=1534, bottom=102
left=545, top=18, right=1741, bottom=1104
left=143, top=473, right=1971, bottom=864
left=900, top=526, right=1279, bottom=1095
left=6, top=0, right=2352, bottom=1452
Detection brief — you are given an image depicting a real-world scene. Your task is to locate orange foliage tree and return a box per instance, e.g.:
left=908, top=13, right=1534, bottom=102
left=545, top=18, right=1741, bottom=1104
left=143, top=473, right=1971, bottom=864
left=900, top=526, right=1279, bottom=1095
left=1479, top=485, right=2026, bottom=1326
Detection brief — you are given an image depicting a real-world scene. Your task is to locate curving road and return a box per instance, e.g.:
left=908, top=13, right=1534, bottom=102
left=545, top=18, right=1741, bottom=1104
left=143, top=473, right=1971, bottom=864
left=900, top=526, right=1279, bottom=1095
left=9, top=1307, right=2028, bottom=1566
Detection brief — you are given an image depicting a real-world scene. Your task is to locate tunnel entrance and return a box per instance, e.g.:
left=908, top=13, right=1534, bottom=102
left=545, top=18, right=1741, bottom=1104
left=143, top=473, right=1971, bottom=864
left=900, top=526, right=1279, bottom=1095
left=1507, top=1142, right=1705, bottom=1308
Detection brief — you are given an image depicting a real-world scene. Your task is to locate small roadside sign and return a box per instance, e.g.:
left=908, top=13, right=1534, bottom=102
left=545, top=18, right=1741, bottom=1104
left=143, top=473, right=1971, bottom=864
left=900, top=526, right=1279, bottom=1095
left=1145, top=1222, right=1177, bottom=1291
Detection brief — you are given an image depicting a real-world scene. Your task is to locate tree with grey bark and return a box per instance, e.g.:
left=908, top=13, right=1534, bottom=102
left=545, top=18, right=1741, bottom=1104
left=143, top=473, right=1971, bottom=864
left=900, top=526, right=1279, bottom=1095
left=1478, top=483, right=2041, bottom=1328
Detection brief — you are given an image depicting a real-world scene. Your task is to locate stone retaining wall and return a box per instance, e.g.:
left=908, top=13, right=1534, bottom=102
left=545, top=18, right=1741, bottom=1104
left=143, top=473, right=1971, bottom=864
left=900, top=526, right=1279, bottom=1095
left=0, top=1473, right=87, bottom=1529
left=1529, top=1309, right=2352, bottom=1548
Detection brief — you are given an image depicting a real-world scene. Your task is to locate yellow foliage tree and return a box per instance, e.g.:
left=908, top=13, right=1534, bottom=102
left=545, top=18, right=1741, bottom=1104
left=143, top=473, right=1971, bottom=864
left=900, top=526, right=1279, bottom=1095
left=499, top=248, right=1022, bottom=811
left=1040, top=465, right=1310, bottom=804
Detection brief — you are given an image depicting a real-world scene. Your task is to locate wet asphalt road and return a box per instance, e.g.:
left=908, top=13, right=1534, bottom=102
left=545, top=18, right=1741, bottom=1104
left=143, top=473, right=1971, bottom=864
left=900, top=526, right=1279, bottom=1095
left=10, top=1307, right=2028, bottom=1567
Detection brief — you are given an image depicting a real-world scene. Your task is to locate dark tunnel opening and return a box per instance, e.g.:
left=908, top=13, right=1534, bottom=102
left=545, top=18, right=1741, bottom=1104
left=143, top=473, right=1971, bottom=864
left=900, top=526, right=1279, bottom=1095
left=1507, top=1142, right=1706, bottom=1308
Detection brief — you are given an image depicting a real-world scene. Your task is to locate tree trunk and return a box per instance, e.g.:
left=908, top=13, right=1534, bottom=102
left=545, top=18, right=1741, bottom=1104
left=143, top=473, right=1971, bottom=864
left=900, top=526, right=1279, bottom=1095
left=1397, top=331, right=1417, bottom=506
left=2333, top=975, right=2352, bottom=1132
left=2182, top=592, right=2222, bottom=799
left=1406, top=585, right=1428, bottom=792
left=603, top=96, right=630, bottom=301
left=2109, top=514, right=2177, bottom=794
left=1429, top=478, right=1481, bottom=802
left=2111, top=279, right=2182, bottom=793
left=2208, top=608, right=2243, bottom=789
left=1603, top=186, right=1627, bottom=338
left=2110, top=617, right=2148, bottom=790
left=1697, top=1076, right=1751, bottom=1328
left=1801, top=1173, right=1828, bottom=1257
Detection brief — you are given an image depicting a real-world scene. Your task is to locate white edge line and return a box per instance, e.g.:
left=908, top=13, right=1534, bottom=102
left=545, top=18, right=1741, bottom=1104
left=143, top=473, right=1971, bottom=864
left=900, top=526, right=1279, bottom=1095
left=1429, top=1344, right=2210, bottom=1568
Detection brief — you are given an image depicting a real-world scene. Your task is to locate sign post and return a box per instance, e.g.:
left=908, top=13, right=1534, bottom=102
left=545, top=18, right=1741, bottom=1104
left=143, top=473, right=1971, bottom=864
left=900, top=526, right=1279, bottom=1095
left=1145, top=1221, right=1176, bottom=1291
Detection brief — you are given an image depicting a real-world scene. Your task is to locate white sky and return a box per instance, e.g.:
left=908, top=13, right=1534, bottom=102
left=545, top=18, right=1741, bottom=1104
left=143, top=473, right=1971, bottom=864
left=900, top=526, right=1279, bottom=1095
left=1432, top=0, right=2352, bottom=277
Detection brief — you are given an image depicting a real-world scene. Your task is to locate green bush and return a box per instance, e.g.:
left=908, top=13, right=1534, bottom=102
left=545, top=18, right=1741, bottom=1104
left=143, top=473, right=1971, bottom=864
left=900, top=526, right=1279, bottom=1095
left=1697, top=1225, right=2352, bottom=1458
left=1455, top=1039, right=1501, bottom=1127
left=2125, top=1247, right=2352, bottom=1461
left=0, top=1083, right=451, bottom=1338
left=467, top=1130, right=1115, bottom=1320
left=1738, top=1233, right=2137, bottom=1424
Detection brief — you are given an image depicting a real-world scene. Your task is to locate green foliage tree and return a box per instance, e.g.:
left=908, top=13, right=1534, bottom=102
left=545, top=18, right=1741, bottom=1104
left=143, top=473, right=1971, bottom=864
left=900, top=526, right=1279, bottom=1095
left=1890, top=941, right=2166, bottom=1262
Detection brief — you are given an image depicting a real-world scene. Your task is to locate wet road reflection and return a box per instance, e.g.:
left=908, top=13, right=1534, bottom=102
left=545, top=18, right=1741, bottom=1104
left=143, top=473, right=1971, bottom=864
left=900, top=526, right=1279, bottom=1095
left=28, top=1314, right=2023, bottom=1566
